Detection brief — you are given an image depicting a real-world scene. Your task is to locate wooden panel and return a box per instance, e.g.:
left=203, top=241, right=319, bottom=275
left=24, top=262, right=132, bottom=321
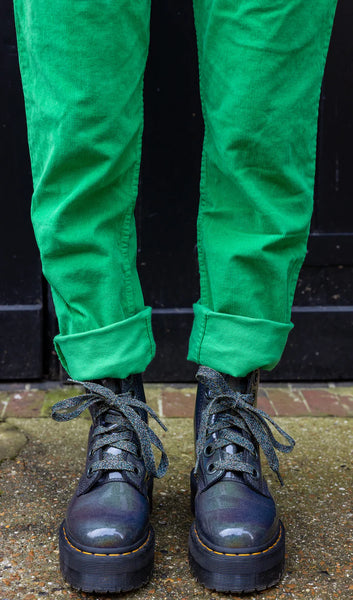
left=1, top=0, right=43, bottom=379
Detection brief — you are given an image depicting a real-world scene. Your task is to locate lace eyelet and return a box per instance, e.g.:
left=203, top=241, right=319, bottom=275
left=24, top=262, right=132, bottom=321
left=87, top=465, right=94, bottom=478
left=206, top=462, right=217, bottom=474
left=203, top=443, right=215, bottom=457
left=251, top=468, right=260, bottom=479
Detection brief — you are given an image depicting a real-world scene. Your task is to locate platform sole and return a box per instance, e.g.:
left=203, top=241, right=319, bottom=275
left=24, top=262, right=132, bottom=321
left=188, top=521, right=286, bottom=593
left=59, top=521, right=155, bottom=593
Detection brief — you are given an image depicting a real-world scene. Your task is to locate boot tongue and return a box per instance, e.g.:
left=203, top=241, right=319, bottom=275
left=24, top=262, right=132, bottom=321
left=219, top=372, right=256, bottom=481
left=224, top=374, right=249, bottom=395
left=223, top=371, right=258, bottom=406
left=95, top=377, right=137, bottom=484
left=101, top=378, right=123, bottom=394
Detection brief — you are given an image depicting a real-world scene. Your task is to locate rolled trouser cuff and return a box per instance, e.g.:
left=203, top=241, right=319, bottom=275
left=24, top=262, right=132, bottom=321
left=54, top=307, right=155, bottom=380
left=187, top=303, right=292, bottom=377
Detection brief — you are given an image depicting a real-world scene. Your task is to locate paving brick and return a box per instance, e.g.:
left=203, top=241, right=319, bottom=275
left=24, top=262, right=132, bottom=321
left=301, top=389, right=348, bottom=416
left=337, top=395, right=353, bottom=416
left=161, top=386, right=195, bottom=418
left=257, top=389, right=277, bottom=416
left=266, top=388, right=309, bottom=417
left=6, top=390, right=46, bottom=418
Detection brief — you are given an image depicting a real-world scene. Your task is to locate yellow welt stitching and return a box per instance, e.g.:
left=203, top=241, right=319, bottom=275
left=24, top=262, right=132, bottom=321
left=194, top=523, right=282, bottom=557
left=63, top=526, right=150, bottom=557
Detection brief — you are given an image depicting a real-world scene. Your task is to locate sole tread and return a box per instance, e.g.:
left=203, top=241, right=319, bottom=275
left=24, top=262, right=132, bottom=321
left=59, top=522, right=154, bottom=593
left=188, top=521, right=285, bottom=593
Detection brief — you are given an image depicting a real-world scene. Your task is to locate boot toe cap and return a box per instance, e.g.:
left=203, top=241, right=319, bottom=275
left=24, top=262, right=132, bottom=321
left=65, top=481, right=150, bottom=551
left=196, top=480, right=279, bottom=551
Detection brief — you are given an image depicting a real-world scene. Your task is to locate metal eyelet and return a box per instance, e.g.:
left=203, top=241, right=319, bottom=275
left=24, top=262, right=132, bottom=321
left=86, top=465, right=94, bottom=478
left=88, top=448, right=94, bottom=459
left=251, top=468, right=260, bottom=479
left=133, top=465, right=141, bottom=476
left=206, top=462, right=217, bottom=474
left=203, top=443, right=215, bottom=457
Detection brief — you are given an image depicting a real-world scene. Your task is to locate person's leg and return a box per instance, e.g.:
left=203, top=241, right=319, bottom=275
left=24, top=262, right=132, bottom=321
left=14, top=1, right=168, bottom=593
left=189, top=0, right=338, bottom=377
left=14, top=0, right=154, bottom=381
left=188, top=0, right=337, bottom=592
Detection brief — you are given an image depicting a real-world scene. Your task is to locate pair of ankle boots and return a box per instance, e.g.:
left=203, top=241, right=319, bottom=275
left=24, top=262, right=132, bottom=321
left=51, top=366, right=295, bottom=594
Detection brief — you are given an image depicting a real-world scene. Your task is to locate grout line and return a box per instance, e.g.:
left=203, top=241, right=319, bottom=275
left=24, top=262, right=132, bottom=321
left=268, top=397, right=278, bottom=417
left=289, top=389, right=311, bottom=414
left=157, top=392, right=164, bottom=419
left=298, top=390, right=312, bottom=414
left=0, top=399, right=9, bottom=420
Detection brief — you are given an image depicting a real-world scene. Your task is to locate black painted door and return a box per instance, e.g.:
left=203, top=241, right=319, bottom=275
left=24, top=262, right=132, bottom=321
left=1, top=1, right=42, bottom=379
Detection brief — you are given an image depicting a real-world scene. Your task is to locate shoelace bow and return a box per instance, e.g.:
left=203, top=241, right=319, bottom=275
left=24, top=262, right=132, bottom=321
left=195, top=367, right=295, bottom=485
left=51, top=380, right=168, bottom=479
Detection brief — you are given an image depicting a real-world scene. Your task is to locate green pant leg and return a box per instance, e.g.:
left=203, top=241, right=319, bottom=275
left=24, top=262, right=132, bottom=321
left=14, top=0, right=154, bottom=379
left=188, top=0, right=337, bottom=376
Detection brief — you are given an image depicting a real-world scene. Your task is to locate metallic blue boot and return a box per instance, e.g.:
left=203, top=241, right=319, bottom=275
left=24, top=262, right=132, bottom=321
left=52, top=375, right=168, bottom=593
left=189, top=366, right=295, bottom=593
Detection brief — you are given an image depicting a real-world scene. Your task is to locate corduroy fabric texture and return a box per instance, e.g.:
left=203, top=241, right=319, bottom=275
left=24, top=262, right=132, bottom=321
left=187, top=0, right=338, bottom=375
left=14, top=0, right=337, bottom=378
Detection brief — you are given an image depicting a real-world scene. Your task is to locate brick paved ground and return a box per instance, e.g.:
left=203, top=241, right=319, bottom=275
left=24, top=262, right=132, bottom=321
left=160, top=383, right=353, bottom=417
left=0, top=381, right=353, bottom=419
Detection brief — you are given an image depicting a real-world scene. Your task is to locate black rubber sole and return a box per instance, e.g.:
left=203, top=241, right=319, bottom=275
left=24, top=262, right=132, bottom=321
left=188, top=521, right=286, bottom=593
left=58, top=521, right=155, bottom=593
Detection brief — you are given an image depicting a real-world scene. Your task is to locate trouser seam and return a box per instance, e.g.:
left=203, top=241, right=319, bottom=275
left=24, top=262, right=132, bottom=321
left=193, top=2, right=211, bottom=309
left=121, top=111, right=145, bottom=318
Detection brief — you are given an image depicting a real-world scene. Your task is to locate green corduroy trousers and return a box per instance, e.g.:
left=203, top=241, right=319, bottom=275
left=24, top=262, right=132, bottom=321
left=14, top=0, right=337, bottom=380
